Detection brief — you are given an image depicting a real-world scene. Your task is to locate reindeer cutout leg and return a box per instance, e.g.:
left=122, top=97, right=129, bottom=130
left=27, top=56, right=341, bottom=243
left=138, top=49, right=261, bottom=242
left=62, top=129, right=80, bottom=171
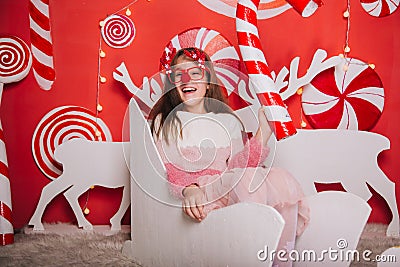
left=29, top=176, right=73, bottom=230
left=341, top=181, right=373, bottom=203
left=63, top=184, right=93, bottom=230
left=110, top=185, right=130, bottom=231
left=367, top=169, right=399, bottom=236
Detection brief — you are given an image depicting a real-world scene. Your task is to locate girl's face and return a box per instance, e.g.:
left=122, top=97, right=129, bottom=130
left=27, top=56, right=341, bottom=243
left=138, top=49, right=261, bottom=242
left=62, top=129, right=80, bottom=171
left=172, top=56, right=209, bottom=113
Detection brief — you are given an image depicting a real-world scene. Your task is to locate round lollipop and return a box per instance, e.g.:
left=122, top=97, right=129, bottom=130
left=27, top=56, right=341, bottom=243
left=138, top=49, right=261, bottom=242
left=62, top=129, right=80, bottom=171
left=101, top=14, right=136, bottom=49
left=0, top=36, right=32, bottom=84
left=32, top=106, right=113, bottom=180
left=302, top=57, right=384, bottom=130
left=0, top=35, right=32, bottom=246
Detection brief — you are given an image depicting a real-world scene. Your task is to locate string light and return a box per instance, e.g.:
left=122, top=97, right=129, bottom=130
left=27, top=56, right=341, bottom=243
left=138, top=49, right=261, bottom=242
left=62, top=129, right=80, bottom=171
left=343, top=0, right=351, bottom=58
left=296, top=87, right=303, bottom=95
left=89, top=1, right=139, bottom=214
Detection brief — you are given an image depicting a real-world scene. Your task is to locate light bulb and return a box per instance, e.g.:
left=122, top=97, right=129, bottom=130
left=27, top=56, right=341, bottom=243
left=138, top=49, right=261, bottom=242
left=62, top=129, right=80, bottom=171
left=97, top=104, right=103, bottom=112
left=126, top=8, right=132, bottom=16
left=296, top=88, right=303, bottom=95
left=301, top=121, right=307, bottom=128
left=369, top=63, right=375, bottom=69
left=344, top=46, right=351, bottom=53
left=99, top=50, right=106, bottom=58
left=100, top=76, right=107, bottom=83
left=343, top=10, right=350, bottom=18
left=84, top=208, right=90, bottom=215
left=99, top=20, right=105, bottom=27
left=95, top=130, right=101, bottom=137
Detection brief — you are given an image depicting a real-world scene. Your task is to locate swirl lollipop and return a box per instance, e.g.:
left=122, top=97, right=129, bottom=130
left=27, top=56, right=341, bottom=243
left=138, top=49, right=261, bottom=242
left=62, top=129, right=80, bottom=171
left=101, top=15, right=136, bottom=49
left=0, top=36, right=32, bottom=84
left=0, top=36, right=32, bottom=246
left=32, top=106, right=113, bottom=180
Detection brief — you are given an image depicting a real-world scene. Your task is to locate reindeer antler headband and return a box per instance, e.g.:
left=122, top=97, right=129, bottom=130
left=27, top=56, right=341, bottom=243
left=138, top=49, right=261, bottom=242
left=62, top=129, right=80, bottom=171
left=160, top=47, right=207, bottom=74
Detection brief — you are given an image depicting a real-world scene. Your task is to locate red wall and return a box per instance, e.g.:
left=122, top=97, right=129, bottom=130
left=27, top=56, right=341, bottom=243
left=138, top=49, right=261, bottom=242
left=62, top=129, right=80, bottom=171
left=0, top=0, right=399, bottom=229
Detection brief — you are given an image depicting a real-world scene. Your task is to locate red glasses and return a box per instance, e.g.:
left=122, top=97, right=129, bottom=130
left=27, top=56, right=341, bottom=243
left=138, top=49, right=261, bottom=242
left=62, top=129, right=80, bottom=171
left=168, top=66, right=209, bottom=84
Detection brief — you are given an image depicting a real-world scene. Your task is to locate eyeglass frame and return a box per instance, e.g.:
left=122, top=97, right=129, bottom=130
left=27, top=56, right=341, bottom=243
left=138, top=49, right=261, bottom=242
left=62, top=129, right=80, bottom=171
left=167, top=66, right=210, bottom=84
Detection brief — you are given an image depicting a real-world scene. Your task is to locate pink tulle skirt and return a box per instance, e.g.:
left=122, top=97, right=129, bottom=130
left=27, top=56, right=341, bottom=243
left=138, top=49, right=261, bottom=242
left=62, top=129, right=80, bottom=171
left=200, top=166, right=310, bottom=236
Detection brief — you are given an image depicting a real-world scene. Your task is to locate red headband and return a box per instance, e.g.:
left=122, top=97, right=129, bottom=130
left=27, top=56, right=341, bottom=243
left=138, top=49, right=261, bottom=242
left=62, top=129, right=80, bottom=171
left=160, top=47, right=207, bottom=73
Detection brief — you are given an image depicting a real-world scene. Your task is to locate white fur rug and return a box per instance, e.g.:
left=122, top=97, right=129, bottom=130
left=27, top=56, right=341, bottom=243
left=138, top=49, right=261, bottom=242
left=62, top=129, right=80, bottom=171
left=0, top=223, right=398, bottom=266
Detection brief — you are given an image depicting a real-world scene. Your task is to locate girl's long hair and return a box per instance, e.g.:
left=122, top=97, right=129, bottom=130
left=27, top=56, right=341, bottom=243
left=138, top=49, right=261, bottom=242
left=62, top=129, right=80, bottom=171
left=150, top=47, right=242, bottom=144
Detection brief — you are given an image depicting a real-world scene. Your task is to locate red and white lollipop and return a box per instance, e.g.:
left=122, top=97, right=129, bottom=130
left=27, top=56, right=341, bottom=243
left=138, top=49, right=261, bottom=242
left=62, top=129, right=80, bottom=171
left=32, top=106, right=112, bottom=180
left=0, top=36, right=32, bottom=84
left=0, top=36, right=32, bottom=246
left=360, top=0, right=399, bottom=18
left=101, top=15, right=136, bottom=49
left=162, top=27, right=241, bottom=95
left=302, top=58, right=384, bottom=130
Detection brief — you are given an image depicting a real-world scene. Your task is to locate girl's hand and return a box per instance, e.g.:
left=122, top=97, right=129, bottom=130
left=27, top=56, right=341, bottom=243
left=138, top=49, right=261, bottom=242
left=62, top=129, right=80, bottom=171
left=255, top=106, right=272, bottom=146
left=182, top=185, right=206, bottom=222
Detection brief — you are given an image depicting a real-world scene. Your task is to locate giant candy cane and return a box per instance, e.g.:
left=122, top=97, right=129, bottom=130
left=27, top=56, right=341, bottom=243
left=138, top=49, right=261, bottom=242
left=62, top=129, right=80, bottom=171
left=0, top=36, right=32, bottom=245
left=235, top=0, right=322, bottom=140
left=29, top=0, right=55, bottom=90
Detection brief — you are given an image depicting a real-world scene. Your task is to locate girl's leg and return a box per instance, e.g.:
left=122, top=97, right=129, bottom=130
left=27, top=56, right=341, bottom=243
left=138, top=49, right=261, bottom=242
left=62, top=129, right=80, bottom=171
left=272, top=203, right=298, bottom=267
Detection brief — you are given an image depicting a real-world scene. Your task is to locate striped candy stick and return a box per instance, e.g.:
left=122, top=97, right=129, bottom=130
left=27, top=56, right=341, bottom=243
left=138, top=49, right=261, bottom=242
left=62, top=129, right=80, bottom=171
left=286, top=0, right=323, bottom=17
left=0, top=85, right=13, bottom=245
left=29, top=0, right=55, bottom=90
left=0, top=36, right=33, bottom=245
left=236, top=0, right=297, bottom=140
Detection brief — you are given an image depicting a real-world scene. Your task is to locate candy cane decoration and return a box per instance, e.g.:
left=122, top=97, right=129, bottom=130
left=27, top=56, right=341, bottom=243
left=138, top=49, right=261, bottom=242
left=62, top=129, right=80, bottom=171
left=236, top=0, right=297, bottom=140
left=29, top=0, right=55, bottom=90
left=286, top=0, right=323, bottom=17
left=0, top=36, right=32, bottom=245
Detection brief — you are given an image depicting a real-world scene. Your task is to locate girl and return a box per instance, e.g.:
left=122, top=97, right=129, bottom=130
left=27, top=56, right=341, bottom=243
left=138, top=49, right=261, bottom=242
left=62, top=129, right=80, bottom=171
left=150, top=47, right=309, bottom=266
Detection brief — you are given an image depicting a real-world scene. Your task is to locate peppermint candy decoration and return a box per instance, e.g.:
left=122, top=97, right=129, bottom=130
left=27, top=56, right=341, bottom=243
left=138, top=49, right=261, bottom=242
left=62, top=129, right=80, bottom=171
left=360, top=0, right=399, bottom=18
left=0, top=36, right=32, bottom=84
left=32, top=106, right=112, bottom=180
left=101, top=15, right=135, bottom=49
left=162, top=27, right=241, bottom=94
left=302, top=58, right=385, bottom=130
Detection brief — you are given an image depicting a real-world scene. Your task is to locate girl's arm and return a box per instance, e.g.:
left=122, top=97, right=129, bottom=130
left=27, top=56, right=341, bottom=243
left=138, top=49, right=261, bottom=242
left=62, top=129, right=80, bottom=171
left=228, top=107, right=272, bottom=169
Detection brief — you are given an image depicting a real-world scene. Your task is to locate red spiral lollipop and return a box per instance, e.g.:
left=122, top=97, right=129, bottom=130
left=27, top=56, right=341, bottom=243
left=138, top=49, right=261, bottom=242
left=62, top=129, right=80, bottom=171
left=32, top=106, right=112, bottom=180
left=101, top=15, right=136, bottom=49
left=0, top=36, right=32, bottom=246
left=0, top=36, right=32, bottom=84
left=235, top=0, right=297, bottom=140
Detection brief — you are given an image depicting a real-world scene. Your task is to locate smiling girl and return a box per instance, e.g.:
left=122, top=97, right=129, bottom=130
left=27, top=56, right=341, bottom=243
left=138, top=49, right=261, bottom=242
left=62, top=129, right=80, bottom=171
left=150, top=47, right=309, bottom=267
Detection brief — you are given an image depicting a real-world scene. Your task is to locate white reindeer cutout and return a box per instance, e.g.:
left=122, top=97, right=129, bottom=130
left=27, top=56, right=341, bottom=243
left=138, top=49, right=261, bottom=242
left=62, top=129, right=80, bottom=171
left=29, top=140, right=130, bottom=231
left=114, top=48, right=399, bottom=236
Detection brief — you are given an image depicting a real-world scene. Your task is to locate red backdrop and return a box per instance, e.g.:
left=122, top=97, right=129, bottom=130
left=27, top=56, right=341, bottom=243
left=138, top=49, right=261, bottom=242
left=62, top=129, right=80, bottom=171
left=0, top=0, right=399, bottom=229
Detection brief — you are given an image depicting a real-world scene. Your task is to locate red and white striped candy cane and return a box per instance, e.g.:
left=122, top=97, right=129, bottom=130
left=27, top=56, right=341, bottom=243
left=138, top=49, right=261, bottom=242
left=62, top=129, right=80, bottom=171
left=236, top=0, right=297, bottom=140
left=286, top=0, right=323, bottom=17
left=0, top=35, right=32, bottom=245
left=0, top=120, right=13, bottom=246
left=29, top=0, right=55, bottom=90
